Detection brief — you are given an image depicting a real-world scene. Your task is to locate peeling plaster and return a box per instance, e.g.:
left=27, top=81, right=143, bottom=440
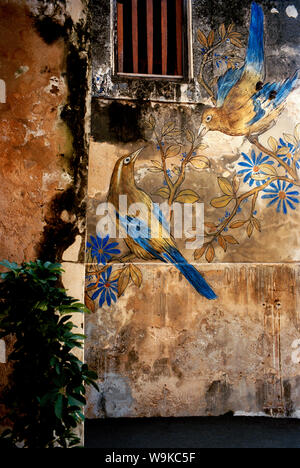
left=286, top=5, right=299, bottom=18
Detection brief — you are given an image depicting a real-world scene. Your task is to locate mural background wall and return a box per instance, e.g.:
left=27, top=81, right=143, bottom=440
left=85, top=0, right=300, bottom=418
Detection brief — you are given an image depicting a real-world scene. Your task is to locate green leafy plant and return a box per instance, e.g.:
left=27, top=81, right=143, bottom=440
left=0, top=260, right=98, bottom=448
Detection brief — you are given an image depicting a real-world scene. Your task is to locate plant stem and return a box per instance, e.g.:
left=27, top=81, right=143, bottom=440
left=209, top=175, right=300, bottom=239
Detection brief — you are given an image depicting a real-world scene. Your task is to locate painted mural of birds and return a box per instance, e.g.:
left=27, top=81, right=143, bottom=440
left=200, top=2, right=299, bottom=137
left=107, top=147, right=217, bottom=300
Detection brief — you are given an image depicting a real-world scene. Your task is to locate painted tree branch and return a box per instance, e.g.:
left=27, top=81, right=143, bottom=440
left=250, top=137, right=298, bottom=180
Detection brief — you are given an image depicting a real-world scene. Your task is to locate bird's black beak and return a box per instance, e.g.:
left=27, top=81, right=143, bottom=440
left=131, top=146, right=145, bottom=162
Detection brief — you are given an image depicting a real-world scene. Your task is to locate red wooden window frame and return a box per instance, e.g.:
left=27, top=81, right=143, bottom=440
left=116, top=0, right=185, bottom=78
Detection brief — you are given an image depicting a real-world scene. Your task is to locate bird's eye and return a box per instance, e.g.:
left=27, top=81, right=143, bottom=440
left=124, top=156, right=131, bottom=165
left=206, top=115, right=212, bottom=123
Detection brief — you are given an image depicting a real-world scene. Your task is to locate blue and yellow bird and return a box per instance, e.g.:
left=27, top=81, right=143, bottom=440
left=200, top=2, right=298, bottom=137
left=107, top=147, right=217, bottom=300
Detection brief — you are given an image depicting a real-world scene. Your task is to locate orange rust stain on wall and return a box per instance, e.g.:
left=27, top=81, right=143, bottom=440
left=0, top=2, right=69, bottom=263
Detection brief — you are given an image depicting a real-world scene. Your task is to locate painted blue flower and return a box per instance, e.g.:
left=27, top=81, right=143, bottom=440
left=237, top=150, right=274, bottom=187
left=86, top=235, right=120, bottom=265
left=277, top=138, right=300, bottom=170
left=157, top=142, right=165, bottom=150
left=261, top=180, right=300, bottom=214
left=181, top=152, right=188, bottom=162
left=89, top=267, right=118, bottom=307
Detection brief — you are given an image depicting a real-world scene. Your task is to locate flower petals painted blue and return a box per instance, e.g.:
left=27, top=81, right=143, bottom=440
left=237, top=150, right=274, bottom=187
left=261, top=180, right=299, bottom=214
left=86, top=234, right=121, bottom=265
left=89, top=266, right=119, bottom=308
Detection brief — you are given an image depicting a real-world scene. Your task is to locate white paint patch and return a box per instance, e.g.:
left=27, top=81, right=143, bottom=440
left=0, top=79, right=6, bottom=103
left=0, top=339, right=6, bottom=363
left=135, top=167, right=150, bottom=184
left=271, top=8, right=279, bottom=14
left=62, top=235, right=82, bottom=262
left=286, top=5, right=298, bottom=18
left=15, top=65, right=29, bottom=79
left=44, top=76, right=65, bottom=96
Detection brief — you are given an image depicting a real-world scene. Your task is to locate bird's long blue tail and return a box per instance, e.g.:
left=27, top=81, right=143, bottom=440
left=245, top=2, right=264, bottom=75
left=163, top=247, right=217, bottom=300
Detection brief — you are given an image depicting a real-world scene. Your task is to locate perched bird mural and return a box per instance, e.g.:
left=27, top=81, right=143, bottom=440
left=107, top=147, right=217, bottom=300
left=200, top=2, right=299, bottom=137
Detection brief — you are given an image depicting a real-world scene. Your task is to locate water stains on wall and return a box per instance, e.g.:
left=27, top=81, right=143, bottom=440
left=85, top=0, right=300, bottom=418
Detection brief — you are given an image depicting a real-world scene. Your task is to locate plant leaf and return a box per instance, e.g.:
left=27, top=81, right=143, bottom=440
left=129, top=264, right=143, bottom=288
left=230, top=220, right=246, bottom=229
left=268, top=136, right=278, bottom=152
left=175, top=189, right=200, bottom=204
left=227, top=23, right=235, bottom=34
left=185, top=129, right=195, bottom=143
left=154, top=187, right=170, bottom=199
left=283, top=133, right=298, bottom=147
left=229, top=37, right=243, bottom=48
left=259, top=163, right=277, bottom=176
left=148, top=167, right=164, bottom=173
left=197, top=29, right=208, bottom=47
left=194, top=244, right=208, bottom=260
left=252, top=217, right=261, bottom=232
left=109, top=268, right=123, bottom=282
left=151, top=160, right=163, bottom=169
left=55, top=394, right=63, bottom=419
left=208, top=30, right=215, bottom=47
left=218, top=235, right=227, bottom=252
left=218, top=177, right=234, bottom=196
left=118, top=266, right=130, bottom=297
left=247, top=221, right=254, bottom=238
left=223, top=235, right=239, bottom=244
left=219, top=23, right=226, bottom=40
left=162, top=121, right=175, bottom=136
left=190, top=155, right=210, bottom=169
left=211, top=195, right=233, bottom=208
left=165, top=144, right=181, bottom=158
left=205, top=245, right=215, bottom=263
left=294, top=123, right=300, bottom=142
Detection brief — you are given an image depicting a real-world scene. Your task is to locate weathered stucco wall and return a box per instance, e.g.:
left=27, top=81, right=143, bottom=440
left=0, top=0, right=90, bottom=422
left=85, top=0, right=300, bottom=418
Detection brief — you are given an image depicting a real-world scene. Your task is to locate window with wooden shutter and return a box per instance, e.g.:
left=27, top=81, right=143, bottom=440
left=116, top=0, right=188, bottom=79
